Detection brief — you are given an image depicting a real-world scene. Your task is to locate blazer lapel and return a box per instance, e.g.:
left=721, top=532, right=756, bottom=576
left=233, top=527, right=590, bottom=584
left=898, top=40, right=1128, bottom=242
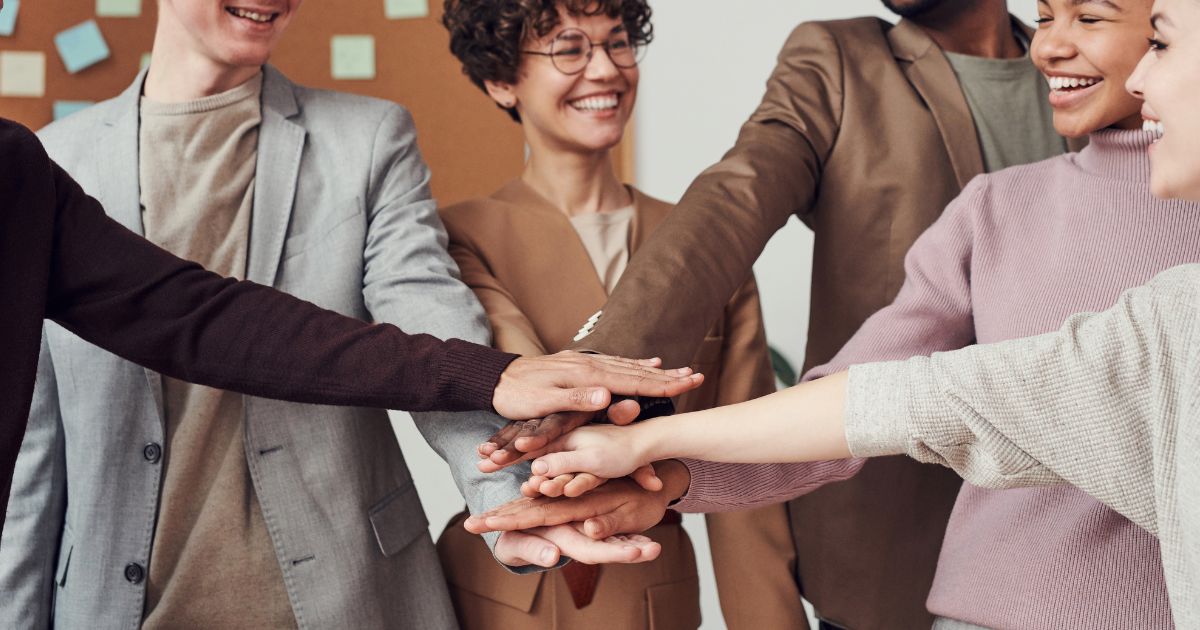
left=247, top=66, right=306, bottom=286
left=491, top=180, right=610, bottom=348
left=889, top=19, right=985, bottom=188
left=97, top=69, right=167, bottom=419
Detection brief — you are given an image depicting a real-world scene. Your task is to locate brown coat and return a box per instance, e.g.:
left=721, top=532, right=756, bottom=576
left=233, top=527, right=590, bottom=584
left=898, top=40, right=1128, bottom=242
left=436, top=179, right=777, bottom=629
left=569, top=17, right=1084, bottom=630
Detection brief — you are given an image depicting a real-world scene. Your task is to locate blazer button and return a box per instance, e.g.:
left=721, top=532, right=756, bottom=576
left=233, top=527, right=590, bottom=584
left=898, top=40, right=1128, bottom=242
left=143, top=443, right=162, bottom=464
left=124, top=563, right=145, bottom=584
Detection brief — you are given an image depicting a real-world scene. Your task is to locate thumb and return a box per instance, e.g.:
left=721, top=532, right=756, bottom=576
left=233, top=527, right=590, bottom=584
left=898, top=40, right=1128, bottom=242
left=496, top=531, right=560, bottom=568
left=583, top=514, right=619, bottom=540
left=531, top=451, right=590, bottom=478
left=558, top=387, right=610, bottom=413
left=630, top=464, right=663, bottom=492
left=607, top=398, right=642, bottom=425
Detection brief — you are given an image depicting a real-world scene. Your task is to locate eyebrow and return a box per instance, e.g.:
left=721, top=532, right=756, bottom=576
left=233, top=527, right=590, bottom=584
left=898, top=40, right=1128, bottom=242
left=1150, top=12, right=1174, bottom=30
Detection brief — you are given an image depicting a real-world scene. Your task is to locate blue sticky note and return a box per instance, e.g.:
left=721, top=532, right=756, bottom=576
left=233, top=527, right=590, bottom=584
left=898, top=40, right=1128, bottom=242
left=54, top=101, right=94, bottom=121
left=0, top=0, right=19, bottom=37
left=55, top=20, right=111, bottom=74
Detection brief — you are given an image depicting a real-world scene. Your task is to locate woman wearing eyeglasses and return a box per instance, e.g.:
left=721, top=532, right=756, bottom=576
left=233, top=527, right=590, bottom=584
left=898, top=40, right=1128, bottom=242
left=433, top=1, right=786, bottom=629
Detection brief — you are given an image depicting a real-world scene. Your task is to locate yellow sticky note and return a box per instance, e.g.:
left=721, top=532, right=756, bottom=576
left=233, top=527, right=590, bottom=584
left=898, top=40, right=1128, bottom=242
left=97, top=0, right=141, bottom=17
left=384, top=0, right=427, bottom=19
left=331, top=35, right=375, bottom=80
left=0, top=50, right=46, bottom=97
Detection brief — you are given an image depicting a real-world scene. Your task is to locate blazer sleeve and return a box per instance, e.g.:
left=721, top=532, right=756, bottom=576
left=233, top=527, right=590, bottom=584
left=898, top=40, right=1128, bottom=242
left=355, top=104, right=529, bottom=556
left=675, top=176, right=986, bottom=512
left=703, top=277, right=810, bottom=630
left=37, top=133, right=516, bottom=413
left=0, top=334, right=67, bottom=630
left=446, top=237, right=548, bottom=358
left=569, top=22, right=845, bottom=368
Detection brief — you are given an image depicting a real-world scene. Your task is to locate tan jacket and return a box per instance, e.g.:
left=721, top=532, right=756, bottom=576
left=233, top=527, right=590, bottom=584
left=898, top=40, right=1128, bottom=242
left=570, top=17, right=1083, bottom=630
left=437, top=179, right=777, bottom=629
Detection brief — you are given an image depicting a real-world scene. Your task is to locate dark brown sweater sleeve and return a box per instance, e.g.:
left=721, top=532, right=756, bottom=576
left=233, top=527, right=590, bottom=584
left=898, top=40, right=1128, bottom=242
left=39, top=131, right=517, bottom=413
left=568, top=23, right=843, bottom=368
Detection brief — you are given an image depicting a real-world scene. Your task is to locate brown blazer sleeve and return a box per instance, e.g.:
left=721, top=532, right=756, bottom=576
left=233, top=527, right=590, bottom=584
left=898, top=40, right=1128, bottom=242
left=39, top=132, right=517, bottom=413
left=701, top=278, right=811, bottom=630
left=446, top=237, right=548, bottom=358
left=570, top=22, right=843, bottom=367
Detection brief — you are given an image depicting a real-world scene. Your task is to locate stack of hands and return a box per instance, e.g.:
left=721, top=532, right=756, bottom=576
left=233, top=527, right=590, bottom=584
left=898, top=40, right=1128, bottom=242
left=479, top=361, right=698, bottom=568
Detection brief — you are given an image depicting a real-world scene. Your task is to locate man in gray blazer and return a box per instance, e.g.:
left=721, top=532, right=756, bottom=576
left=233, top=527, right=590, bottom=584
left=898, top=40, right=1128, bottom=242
left=0, top=3, right=657, bottom=629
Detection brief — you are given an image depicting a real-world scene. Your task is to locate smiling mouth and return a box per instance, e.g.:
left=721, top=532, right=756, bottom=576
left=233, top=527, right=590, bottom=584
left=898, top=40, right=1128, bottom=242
left=226, top=7, right=279, bottom=23
left=1046, top=76, right=1102, bottom=92
left=568, top=93, right=620, bottom=113
left=1143, top=119, right=1165, bottom=137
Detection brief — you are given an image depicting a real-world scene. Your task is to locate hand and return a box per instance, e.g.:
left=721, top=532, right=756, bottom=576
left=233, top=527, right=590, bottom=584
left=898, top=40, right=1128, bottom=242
left=468, top=462, right=691, bottom=540
left=478, top=400, right=642, bottom=473
left=493, top=523, right=661, bottom=567
left=521, top=464, right=661, bottom=498
left=506, top=423, right=652, bottom=481
left=490, top=351, right=702, bottom=420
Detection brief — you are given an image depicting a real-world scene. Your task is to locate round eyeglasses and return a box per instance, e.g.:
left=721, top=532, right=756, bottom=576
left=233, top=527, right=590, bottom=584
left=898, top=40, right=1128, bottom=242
left=522, top=27, right=644, bottom=75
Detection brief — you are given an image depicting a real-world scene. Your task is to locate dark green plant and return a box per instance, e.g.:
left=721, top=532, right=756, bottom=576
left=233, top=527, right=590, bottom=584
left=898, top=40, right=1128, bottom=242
left=768, top=345, right=798, bottom=388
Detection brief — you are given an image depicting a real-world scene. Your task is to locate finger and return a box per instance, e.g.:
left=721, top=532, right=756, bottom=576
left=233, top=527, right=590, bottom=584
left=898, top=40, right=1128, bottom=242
left=531, top=451, right=590, bottom=478
left=606, top=398, right=642, bottom=425
left=482, top=502, right=593, bottom=531
left=481, top=421, right=523, bottom=455
left=583, top=513, right=619, bottom=540
left=593, top=371, right=705, bottom=399
left=539, top=526, right=641, bottom=565
left=563, top=473, right=606, bottom=497
left=630, top=464, right=663, bottom=492
left=494, top=531, right=561, bottom=568
left=512, top=411, right=592, bottom=453
left=521, top=479, right=544, bottom=499
left=538, top=474, right=575, bottom=498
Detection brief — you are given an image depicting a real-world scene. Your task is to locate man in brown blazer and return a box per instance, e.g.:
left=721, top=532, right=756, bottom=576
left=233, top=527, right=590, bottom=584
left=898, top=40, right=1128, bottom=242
left=477, top=0, right=1087, bottom=628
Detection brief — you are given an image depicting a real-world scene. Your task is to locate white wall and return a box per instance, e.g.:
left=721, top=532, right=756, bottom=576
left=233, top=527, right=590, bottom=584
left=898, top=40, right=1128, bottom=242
left=395, top=2, right=1042, bottom=628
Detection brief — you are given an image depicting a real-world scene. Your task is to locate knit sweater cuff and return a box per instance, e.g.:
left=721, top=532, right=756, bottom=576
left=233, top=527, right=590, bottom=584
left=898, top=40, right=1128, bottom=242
left=844, top=361, right=929, bottom=458
left=436, top=338, right=519, bottom=412
left=672, top=458, right=740, bottom=512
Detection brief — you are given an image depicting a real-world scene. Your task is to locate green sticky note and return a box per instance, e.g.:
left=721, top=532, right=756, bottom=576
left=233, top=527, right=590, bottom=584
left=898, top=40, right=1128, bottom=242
left=54, top=100, right=95, bottom=120
left=0, top=50, right=45, bottom=97
left=331, top=35, right=375, bottom=80
left=384, top=0, right=427, bottom=19
left=0, top=0, right=19, bottom=37
left=55, top=20, right=111, bottom=74
left=96, top=0, right=141, bottom=17
left=140, top=52, right=151, bottom=70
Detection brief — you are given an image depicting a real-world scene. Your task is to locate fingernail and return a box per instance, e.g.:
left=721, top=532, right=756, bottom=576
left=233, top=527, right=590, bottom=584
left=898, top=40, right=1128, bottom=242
left=532, top=461, right=548, bottom=475
left=590, top=389, right=605, bottom=406
left=541, top=548, right=556, bottom=565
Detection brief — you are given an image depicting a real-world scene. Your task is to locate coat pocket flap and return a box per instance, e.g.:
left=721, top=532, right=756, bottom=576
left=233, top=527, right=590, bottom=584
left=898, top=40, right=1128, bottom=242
left=368, top=482, right=429, bottom=558
left=55, top=529, right=74, bottom=587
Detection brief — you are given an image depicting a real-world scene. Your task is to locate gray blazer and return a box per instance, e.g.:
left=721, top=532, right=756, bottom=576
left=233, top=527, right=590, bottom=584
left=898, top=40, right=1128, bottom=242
left=0, top=66, right=526, bottom=629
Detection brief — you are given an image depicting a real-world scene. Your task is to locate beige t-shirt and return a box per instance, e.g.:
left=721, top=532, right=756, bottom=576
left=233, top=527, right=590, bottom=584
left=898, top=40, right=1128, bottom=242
left=568, top=205, right=635, bottom=294
left=138, top=73, right=296, bottom=630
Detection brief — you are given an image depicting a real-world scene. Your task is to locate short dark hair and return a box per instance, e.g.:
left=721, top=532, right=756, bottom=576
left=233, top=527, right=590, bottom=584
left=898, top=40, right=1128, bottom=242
left=443, top=0, right=653, bottom=122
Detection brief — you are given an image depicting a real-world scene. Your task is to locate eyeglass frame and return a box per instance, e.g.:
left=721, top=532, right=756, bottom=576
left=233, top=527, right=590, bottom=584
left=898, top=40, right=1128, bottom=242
left=520, top=27, right=645, bottom=76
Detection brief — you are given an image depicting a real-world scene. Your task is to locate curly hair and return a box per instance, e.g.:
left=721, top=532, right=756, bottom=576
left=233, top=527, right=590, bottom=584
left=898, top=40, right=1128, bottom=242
left=443, top=0, right=654, bottom=122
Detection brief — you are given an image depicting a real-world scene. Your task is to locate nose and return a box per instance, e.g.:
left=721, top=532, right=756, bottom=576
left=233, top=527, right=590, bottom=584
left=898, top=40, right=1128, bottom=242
left=1126, top=49, right=1154, bottom=99
left=583, top=44, right=621, bottom=80
left=1030, top=22, right=1077, bottom=67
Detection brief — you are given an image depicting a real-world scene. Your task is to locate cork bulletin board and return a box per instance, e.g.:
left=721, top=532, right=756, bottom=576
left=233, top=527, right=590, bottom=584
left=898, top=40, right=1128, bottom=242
left=0, top=1, right=633, bottom=204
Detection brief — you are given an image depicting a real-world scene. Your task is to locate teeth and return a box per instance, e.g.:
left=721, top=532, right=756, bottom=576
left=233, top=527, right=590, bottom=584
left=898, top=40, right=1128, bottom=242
left=1143, top=119, right=1165, bottom=136
left=1047, top=76, right=1100, bottom=91
left=229, top=7, right=273, bottom=22
left=570, top=95, right=619, bottom=111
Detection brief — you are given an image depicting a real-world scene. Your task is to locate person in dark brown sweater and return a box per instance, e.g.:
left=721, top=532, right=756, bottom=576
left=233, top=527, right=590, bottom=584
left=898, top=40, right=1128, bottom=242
left=0, top=117, right=701, bottom=541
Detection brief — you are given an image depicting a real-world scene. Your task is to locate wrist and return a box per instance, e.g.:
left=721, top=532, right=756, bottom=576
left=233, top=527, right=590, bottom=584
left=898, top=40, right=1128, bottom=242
left=655, top=459, right=691, bottom=502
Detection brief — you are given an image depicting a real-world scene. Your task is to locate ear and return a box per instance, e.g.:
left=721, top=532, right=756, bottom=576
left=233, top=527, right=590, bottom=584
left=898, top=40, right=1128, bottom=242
left=484, top=79, right=518, bottom=110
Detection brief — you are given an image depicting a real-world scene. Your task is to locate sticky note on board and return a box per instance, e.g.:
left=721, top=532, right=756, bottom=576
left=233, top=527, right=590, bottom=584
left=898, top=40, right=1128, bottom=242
left=140, top=52, right=152, bottom=70
left=0, top=51, right=45, bottom=97
left=331, top=35, right=375, bottom=80
left=55, top=20, right=111, bottom=74
left=0, top=0, right=19, bottom=37
left=384, top=0, right=427, bottom=19
left=96, top=0, right=141, bottom=17
left=54, top=101, right=95, bottom=120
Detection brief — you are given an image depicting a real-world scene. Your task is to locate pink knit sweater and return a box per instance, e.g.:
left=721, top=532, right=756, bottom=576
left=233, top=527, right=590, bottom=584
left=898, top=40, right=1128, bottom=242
left=676, top=130, right=1196, bottom=629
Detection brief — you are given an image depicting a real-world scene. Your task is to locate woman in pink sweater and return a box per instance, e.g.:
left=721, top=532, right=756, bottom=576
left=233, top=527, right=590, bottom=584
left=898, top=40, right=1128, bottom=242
left=476, top=0, right=1194, bottom=627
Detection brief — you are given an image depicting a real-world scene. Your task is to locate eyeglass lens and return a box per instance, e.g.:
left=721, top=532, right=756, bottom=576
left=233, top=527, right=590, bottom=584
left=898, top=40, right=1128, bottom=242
left=549, top=28, right=640, bottom=74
